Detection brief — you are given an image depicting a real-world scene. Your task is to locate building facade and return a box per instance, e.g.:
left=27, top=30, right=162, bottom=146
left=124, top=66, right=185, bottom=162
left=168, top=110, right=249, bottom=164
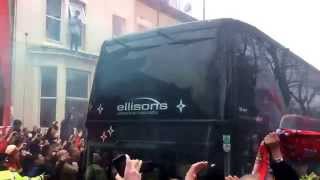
left=11, top=0, right=195, bottom=128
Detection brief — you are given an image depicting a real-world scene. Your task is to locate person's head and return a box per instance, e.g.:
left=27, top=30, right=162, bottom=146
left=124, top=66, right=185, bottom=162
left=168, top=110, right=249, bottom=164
left=29, top=141, right=41, bottom=155
left=51, top=121, right=59, bottom=132
left=45, top=129, right=58, bottom=144
left=41, top=143, right=58, bottom=160
left=51, top=121, right=59, bottom=133
left=22, top=128, right=28, bottom=134
left=34, top=154, right=45, bottom=165
left=36, top=127, right=41, bottom=134
left=12, top=119, right=22, bottom=132
left=5, top=145, right=20, bottom=161
left=52, top=120, right=59, bottom=127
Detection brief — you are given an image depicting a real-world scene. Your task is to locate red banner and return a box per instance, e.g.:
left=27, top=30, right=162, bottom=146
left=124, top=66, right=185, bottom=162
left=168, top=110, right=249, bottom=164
left=0, top=126, right=11, bottom=136
left=0, top=0, right=11, bottom=126
left=253, top=128, right=320, bottom=180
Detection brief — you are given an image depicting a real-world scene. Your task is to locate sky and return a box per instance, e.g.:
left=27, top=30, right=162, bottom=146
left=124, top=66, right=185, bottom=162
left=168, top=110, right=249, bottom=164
left=188, top=0, right=320, bottom=70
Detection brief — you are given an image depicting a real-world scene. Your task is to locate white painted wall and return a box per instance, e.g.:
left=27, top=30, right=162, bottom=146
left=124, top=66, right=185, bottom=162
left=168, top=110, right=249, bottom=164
left=12, top=0, right=181, bottom=128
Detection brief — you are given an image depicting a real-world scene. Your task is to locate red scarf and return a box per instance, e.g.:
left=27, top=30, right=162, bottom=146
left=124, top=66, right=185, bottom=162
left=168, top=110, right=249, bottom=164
left=74, top=135, right=81, bottom=150
left=0, top=138, right=8, bottom=153
left=279, top=128, right=320, bottom=161
left=252, top=144, right=270, bottom=180
left=252, top=128, right=320, bottom=180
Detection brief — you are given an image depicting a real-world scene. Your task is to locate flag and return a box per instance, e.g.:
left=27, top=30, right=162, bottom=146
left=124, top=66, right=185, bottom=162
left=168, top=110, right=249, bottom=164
left=252, top=127, right=320, bottom=180
left=0, top=0, right=12, bottom=126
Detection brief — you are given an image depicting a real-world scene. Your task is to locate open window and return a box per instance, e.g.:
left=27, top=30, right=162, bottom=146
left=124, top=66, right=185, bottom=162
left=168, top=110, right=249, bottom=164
left=68, top=0, right=86, bottom=49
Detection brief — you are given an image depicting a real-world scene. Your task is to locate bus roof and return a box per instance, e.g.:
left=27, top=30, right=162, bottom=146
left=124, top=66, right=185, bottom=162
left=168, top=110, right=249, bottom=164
left=102, top=19, right=318, bottom=72
left=89, top=18, right=320, bottom=123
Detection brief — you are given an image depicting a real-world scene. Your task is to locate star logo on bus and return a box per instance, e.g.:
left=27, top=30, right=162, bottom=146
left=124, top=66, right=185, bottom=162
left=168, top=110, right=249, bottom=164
left=176, top=99, right=186, bottom=113
left=97, top=104, right=104, bottom=115
left=107, top=126, right=114, bottom=137
left=100, top=126, right=115, bottom=142
left=100, top=131, right=108, bottom=142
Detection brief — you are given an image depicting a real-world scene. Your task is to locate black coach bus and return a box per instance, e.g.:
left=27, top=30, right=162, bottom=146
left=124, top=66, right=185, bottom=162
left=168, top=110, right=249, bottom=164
left=86, top=19, right=320, bottom=178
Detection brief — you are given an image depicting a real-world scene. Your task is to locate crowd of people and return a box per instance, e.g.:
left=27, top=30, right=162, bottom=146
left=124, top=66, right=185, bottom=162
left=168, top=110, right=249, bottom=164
left=0, top=118, right=305, bottom=180
left=106, top=132, right=300, bottom=180
left=184, top=132, right=300, bottom=180
left=0, top=119, right=85, bottom=180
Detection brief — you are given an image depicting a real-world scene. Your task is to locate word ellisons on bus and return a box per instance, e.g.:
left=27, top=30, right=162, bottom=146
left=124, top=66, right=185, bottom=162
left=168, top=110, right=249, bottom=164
left=117, top=97, right=168, bottom=115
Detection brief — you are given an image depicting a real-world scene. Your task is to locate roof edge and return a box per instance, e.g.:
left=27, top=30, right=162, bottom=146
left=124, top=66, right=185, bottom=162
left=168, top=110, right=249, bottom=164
left=138, top=0, right=197, bottom=22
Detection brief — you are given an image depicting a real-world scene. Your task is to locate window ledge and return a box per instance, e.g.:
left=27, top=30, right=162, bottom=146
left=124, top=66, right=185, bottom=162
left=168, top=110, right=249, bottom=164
left=27, top=44, right=98, bottom=62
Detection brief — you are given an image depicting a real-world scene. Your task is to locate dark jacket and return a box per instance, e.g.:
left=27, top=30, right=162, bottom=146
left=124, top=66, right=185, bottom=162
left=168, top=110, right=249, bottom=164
left=271, top=161, right=299, bottom=180
left=85, top=164, right=108, bottom=180
left=55, top=161, right=79, bottom=180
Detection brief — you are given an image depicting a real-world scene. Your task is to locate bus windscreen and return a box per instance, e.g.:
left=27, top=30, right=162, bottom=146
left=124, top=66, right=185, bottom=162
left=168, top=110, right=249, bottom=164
left=89, top=38, right=224, bottom=121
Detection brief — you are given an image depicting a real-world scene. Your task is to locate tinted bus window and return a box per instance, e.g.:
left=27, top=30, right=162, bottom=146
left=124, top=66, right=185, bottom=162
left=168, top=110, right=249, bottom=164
left=90, top=36, right=222, bottom=121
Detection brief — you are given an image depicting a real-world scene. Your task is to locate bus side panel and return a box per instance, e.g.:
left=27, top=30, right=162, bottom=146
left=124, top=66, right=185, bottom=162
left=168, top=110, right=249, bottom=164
left=226, top=21, right=320, bottom=174
left=223, top=22, right=287, bottom=174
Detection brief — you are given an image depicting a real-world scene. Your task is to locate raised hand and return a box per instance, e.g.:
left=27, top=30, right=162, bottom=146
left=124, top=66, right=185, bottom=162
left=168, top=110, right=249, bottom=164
left=264, top=132, right=283, bottom=160
left=124, top=155, right=142, bottom=180
left=185, top=161, right=208, bottom=180
left=225, top=175, right=240, bottom=180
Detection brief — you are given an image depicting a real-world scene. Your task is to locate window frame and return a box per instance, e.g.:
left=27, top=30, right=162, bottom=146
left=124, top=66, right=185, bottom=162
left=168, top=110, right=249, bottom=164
left=65, top=68, right=90, bottom=124
left=66, top=68, right=90, bottom=100
left=46, top=0, right=62, bottom=42
left=68, top=1, right=86, bottom=50
left=39, top=66, right=58, bottom=127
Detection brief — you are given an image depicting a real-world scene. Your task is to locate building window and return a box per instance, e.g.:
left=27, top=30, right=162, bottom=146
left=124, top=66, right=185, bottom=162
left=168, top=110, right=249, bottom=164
left=68, top=1, right=86, bottom=51
left=136, top=16, right=153, bottom=32
left=112, top=15, right=126, bottom=37
left=65, top=69, right=90, bottom=129
left=40, top=67, right=57, bottom=127
left=46, top=0, right=62, bottom=41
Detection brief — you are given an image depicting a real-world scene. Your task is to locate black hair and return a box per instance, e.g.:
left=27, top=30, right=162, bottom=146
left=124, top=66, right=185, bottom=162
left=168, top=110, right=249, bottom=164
left=12, top=119, right=22, bottom=132
left=13, top=136, right=23, bottom=146
left=0, top=153, right=7, bottom=171
left=41, top=144, right=50, bottom=156
left=199, top=165, right=225, bottom=180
